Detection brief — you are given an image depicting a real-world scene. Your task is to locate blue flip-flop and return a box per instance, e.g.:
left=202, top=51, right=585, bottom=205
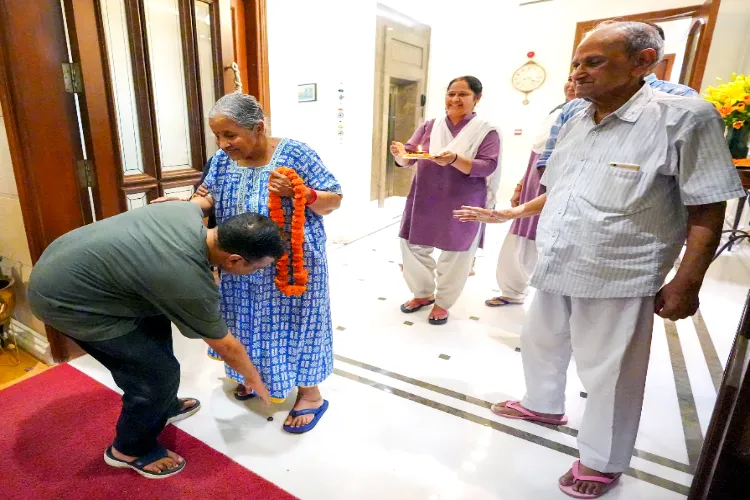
left=485, top=297, right=523, bottom=308
left=283, top=400, right=329, bottom=434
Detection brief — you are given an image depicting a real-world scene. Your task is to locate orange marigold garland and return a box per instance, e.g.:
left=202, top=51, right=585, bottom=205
left=268, top=167, right=308, bottom=296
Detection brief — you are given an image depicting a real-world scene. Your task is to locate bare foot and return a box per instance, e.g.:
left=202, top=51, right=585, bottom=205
left=402, top=296, right=435, bottom=312
left=490, top=401, right=563, bottom=420
left=559, top=463, right=619, bottom=495
left=111, top=446, right=183, bottom=474
left=178, top=398, right=197, bottom=411
left=284, top=386, right=324, bottom=428
left=428, top=304, right=448, bottom=321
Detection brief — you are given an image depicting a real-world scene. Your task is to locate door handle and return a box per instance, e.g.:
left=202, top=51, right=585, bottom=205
left=224, top=62, right=242, bottom=93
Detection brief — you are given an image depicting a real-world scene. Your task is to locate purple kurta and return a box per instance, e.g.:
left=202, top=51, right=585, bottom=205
left=398, top=113, right=500, bottom=252
left=509, top=151, right=545, bottom=240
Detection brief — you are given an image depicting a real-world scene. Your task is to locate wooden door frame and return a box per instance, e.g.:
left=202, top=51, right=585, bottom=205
left=371, top=13, right=430, bottom=207
left=0, top=0, right=89, bottom=361
left=655, top=53, right=677, bottom=81
left=0, top=0, right=270, bottom=362
left=243, top=0, right=270, bottom=115
left=570, top=1, right=720, bottom=91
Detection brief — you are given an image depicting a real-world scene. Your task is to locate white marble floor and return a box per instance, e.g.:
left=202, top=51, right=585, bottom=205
left=69, top=210, right=750, bottom=500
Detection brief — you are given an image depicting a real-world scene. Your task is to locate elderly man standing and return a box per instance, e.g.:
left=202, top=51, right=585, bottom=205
left=456, top=21, right=744, bottom=498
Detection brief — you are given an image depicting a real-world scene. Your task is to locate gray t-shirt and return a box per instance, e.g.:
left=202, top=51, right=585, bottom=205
left=27, top=202, right=227, bottom=342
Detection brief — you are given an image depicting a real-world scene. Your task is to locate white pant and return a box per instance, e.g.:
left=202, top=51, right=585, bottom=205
left=496, top=234, right=538, bottom=301
left=520, top=290, right=654, bottom=473
left=400, top=231, right=481, bottom=310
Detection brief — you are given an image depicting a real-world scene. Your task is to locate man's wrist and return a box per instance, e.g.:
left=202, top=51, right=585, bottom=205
left=670, top=272, right=704, bottom=291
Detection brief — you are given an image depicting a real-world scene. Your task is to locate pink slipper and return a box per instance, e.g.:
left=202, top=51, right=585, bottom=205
left=558, top=461, right=621, bottom=498
left=490, top=400, right=568, bottom=425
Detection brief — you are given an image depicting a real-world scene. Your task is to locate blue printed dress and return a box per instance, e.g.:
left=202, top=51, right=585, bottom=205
left=204, top=139, right=342, bottom=402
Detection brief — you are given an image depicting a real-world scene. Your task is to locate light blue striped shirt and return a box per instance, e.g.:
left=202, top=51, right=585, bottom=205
left=536, top=74, right=699, bottom=168
left=531, top=84, right=744, bottom=298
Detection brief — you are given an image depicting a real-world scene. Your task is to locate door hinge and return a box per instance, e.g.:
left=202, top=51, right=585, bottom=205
left=62, top=62, right=84, bottom=94
left=76, top=159, right=96, bottom=188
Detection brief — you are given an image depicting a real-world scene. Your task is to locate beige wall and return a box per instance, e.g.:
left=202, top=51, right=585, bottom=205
left=0, top=107, right=46, bottom=337
left=701, top=0, right=750, bottom=91
left=268, top=0, right=750, bottom=210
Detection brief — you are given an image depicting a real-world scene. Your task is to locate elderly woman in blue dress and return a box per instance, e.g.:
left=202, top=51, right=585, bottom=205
left=158, top=93, right=342, bottom=433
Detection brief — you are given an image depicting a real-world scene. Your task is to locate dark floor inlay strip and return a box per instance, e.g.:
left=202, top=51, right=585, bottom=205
left=664, top=319, right=703, bottom=472
left=333, top=368, right=690, bottom=496
left=691, top=309, right=724, bottom=392
left=334, top=354, right=693, bottom=475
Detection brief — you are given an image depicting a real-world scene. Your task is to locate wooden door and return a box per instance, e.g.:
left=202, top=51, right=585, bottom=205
left=66, top=0, right=268, bottom=216
left=222, top=0, right=270, bottom=114
left=679, top=0, right=720, bottom=91
left=67, top=0, right=225, bottom=212
left=226, top=0, right=249, bottom=94
left=0, top=0, right=268, bottom=361
left=0, top=0, right=91, bottom=360
left=572, top=1, right=721, bottom=92
left=689, top=291, right=750, bottom=498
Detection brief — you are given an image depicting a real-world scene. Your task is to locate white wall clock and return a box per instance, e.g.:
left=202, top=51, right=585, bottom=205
left=512, top=51, right=546, bottom=105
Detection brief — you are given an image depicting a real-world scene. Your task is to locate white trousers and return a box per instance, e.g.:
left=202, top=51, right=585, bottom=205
left=520, top=290, right=654, bottom=473
left=400, top=230, right=481, bottom=310
left=496, top=234, right=538, bottom=301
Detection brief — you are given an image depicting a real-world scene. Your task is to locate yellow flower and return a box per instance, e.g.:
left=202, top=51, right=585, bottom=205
left=704, top=74, right=750, bottom=109
left=734, top=121, right=745, bottom=129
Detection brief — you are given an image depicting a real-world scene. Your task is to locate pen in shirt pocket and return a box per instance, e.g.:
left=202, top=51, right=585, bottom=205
left=609, top=162, right=641, bottom=172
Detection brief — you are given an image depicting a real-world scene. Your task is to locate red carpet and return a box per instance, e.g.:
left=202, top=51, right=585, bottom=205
left=0, top=364, right=297, bottom=500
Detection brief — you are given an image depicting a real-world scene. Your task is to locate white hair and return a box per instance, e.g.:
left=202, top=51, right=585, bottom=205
left=593, top=21, right=665, bottom=70
left=208, top=93, right=265, bottom=130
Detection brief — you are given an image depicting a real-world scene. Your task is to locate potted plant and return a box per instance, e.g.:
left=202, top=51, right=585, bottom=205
left=703, top=73, right=750, bottom=160
left=0, top=256, right=16, bottom=324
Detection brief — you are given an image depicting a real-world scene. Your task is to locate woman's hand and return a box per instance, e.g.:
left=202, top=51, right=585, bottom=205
left=195, top=184, right=209, bottom=197
left=454, top=206, right=515, bottom=224
left=268, top=170, right=296, bottom=198
left=511, top=183, right=523, bottom=207
left=390, top=141, right=407, bottom=158
left=432, top=151, right=458, bottom=167
left=150, top=195, right=190, bottom=204
left=151, top=184, right=210, bottom=204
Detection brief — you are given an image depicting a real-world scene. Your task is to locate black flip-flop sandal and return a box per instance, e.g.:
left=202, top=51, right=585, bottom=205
left=104, top=445, right=185, bottom=479
left=233, top=388, right=257, bottom=401
left=167, top=398, right=201, bottom=424
left=400, top=299, right=435, bottom=314
left=429, top=313, right=449, bottom=325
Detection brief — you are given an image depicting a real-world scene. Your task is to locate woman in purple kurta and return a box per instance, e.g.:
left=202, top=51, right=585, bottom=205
left=485, top=78, right=575, bottom=307
left=391, top=76, right=500, bottom=325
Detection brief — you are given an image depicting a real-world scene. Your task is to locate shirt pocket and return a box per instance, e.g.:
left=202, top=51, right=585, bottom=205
left=579, top=164, right=649, bottom=214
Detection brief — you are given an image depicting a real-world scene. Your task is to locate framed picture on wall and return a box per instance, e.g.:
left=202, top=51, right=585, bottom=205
left=298, top=83, right=317, bottom=103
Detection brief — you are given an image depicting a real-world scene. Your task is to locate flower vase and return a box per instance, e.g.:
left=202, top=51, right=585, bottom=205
left=727, top=125, right=750, bottom=160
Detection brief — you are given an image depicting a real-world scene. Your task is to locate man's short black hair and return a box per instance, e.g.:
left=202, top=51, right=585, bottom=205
left=217, top=212, right=285, bottom=262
